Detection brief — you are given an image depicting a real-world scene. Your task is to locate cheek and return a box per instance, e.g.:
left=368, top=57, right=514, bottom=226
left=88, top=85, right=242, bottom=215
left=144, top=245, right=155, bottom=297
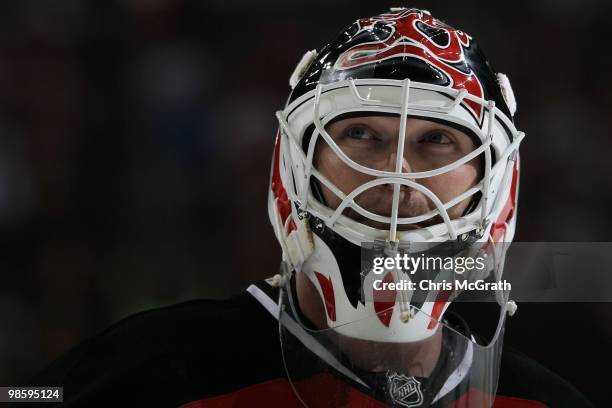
left=420, top=161, right=480, bottom=203
left=316, top=146, right=372, bottom=204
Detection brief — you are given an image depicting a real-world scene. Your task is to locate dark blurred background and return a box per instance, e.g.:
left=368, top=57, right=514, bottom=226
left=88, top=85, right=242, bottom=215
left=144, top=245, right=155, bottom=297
left=0, top=0, right=610, bottom=405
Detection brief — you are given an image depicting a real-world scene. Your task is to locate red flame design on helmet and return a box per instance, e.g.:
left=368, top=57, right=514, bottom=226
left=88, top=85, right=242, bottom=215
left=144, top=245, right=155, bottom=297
left=335, top=9, right=484, bottom=119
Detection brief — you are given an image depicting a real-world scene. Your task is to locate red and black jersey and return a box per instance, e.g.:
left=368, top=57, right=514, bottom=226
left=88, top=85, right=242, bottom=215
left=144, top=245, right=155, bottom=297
left=18, top=281, right=593, bottom=407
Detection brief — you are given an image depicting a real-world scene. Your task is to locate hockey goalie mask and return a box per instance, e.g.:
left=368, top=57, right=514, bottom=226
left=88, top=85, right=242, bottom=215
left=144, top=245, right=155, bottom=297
left=268, top=8, right=524, bottom=407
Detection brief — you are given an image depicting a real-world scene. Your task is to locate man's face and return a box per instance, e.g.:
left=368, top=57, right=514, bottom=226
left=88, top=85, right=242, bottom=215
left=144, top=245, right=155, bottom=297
left=315, top=115, right=481, bottom=229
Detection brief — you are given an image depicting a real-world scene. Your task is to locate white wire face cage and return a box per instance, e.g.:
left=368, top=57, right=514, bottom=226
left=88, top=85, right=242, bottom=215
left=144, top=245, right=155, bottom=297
left=273, top=78, right=525, bottom=250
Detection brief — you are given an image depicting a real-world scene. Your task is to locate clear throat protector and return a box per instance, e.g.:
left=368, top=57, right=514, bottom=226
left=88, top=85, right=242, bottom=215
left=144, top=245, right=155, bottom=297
left=278, top=257, right=510, bottom=408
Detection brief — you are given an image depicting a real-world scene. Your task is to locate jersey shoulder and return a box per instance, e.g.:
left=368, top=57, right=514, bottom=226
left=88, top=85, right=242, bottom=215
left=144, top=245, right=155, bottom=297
left=23, top=284, right=283, bottom=407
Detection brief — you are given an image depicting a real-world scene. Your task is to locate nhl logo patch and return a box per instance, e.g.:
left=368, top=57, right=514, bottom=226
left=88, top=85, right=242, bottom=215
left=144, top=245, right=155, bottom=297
left=387, top=372, right=424, bottom=407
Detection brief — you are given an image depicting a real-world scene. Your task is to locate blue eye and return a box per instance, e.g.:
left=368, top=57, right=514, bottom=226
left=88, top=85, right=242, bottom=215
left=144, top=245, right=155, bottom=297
left=422, top=132, right=452, bottom=144
left=347, top=126, right=375, bottom=140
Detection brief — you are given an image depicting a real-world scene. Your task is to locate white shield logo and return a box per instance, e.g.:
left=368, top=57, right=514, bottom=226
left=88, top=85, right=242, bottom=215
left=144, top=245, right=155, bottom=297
left=387, top=373, right=424, bottom=407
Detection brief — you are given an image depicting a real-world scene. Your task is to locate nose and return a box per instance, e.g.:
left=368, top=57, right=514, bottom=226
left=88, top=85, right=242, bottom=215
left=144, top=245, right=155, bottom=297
left=386, top=151, right=412, bottom=174
left=382, top=151, right=414, bottom=194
